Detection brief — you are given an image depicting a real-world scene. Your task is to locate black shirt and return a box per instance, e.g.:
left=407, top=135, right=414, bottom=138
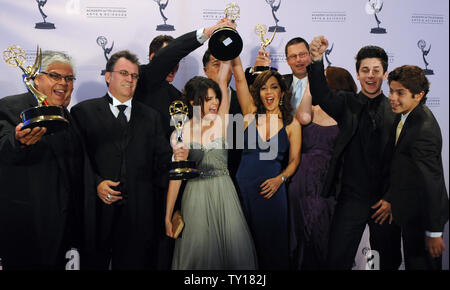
left=341, top=92, right=385, bottom=202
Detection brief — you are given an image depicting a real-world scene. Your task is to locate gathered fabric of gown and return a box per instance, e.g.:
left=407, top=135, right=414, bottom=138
left=171, top=138, right=257, bottom=270
left=236, top=118, right=290, bottom=270
left=288, top=122, right=339, bottom=269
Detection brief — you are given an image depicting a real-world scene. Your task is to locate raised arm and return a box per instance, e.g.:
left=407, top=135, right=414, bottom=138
left=308, top=36, right=345, bottom=122
left=231, top=56, right=257, bottom=116
left=217, top=60, right=231, bottom=117
left=145, top=19, right=236, bottom=89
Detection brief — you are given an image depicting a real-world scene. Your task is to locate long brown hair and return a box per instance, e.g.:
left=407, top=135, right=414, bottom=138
left=249, top=70, right=293, bottom=126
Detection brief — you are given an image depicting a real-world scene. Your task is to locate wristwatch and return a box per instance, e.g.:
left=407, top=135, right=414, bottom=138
left=281, top=175, right=288, bottom=183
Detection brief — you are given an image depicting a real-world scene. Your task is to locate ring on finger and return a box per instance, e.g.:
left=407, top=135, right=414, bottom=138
left=106, top=193, right=111, bottom=201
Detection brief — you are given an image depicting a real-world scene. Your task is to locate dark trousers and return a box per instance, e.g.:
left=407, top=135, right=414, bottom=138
left=402, top=221, right=442, bottom=270
left=327, top=196, right=402, bottom=270
left=83, top=203, right=157, bottom=270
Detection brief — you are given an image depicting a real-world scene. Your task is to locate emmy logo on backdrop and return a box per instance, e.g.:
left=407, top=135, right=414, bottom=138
left=417, top=40, right=434, bottom=75
left=97, top=36, right=114, bottom=75
left=251, top=24, right=278, bottom=75
left=266, top=0, right=285, bottom=33
left=35, top=0, right=56, bottom=29
left=2, top=46, right=69, bottom=134
left=366, top=0, right=386, bottom=34
left=325, top=43, right=334, bottom=67
left=154, top=0, right=175, bottom=31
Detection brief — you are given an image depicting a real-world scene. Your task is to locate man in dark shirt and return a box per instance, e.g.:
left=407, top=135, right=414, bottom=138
left=308, top=36, right=402, bottom=269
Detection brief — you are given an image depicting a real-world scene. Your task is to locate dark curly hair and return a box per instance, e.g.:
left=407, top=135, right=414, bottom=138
left=355, top=45, right=388, bottom=73
left=249, top=70, right=293, bottom=126
left=388, top=65, right=429, bottom=104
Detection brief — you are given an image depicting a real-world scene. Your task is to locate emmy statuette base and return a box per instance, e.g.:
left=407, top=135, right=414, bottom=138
left=156, top=24, right=175, bottom=31
left=169, top=160, right=199, bottom=180
left=268, top=25, right=285, bottom=32
left=35, top=22, right=56, bottom=29
left=20, top=105, right=69, bottom=135
left=370, top=27, right=387, bottom=34
left=208, top=27, right=243, bottom=61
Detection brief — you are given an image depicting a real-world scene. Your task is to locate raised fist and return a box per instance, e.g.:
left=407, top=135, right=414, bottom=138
left=309, top=36, right=329, bottom=62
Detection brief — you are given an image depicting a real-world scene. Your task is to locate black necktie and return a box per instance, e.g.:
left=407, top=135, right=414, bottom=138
left=117, top=104, right=128, bottom=128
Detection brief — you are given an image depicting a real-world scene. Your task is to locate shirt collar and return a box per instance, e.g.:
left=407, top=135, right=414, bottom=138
left=292, top=75, right=308, bottom=90
left=401, top=110, right=411, bottom=124
left=107, top=91, right=132, bottom=108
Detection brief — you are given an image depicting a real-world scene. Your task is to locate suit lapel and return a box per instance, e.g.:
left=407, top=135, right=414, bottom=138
left=395, top=105, right=422, bottom=148
left=380, top=97, right=395, bottom=153
left=125, top=100, right=140, bottom=149
left=97, top=94, right=123, bottom=151
left=283, top=74, right=294, bottom=92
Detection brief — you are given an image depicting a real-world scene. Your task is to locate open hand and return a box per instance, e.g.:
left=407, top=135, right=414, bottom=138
left=15, top=123, right=46, bottom=146
left=260, top=176, right=283, bottom=199
left=371, top=199, right=393, bottom=225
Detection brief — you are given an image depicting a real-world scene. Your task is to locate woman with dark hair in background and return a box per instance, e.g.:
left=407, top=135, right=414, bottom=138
left=289, top=66, right=357, bottom=269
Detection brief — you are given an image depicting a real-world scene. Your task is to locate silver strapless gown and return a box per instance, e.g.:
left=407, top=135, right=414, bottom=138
left=171, top=138, right=257, bottom=270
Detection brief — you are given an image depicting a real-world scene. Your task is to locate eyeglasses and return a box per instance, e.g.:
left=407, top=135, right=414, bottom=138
left=286, top=52, right=309, bottom=61
left=110, top=70, right=139, bottom=80
left=41, top=71, right=76, bottom=83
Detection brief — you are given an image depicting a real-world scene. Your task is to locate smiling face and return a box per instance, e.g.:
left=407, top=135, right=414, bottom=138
left=259, top=76, right=284, bottom=112
left=286, top=42, right=311, bottom=79
left=388, top=80, right=423, bottom=115
left=34, top=62, right=74, bottom=107
left=105, top=57, right=138, bottom=102
left=356, top=58, right=387, bottom=98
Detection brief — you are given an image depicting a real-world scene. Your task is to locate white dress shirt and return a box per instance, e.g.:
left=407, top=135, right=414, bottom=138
left=108, top=91, right=132, bottom=122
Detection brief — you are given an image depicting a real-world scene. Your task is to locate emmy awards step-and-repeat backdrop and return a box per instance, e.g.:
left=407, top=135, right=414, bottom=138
left=0, top=0, right=448, bottom=270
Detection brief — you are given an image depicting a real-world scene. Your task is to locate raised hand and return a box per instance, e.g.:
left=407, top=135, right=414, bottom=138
left=254, top=49, right=271, bottom=67
left=309, top=36, right=329, bottom=62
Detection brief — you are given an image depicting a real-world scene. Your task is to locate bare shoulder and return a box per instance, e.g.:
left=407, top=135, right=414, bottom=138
left=286, top=117, right=301, bottom=134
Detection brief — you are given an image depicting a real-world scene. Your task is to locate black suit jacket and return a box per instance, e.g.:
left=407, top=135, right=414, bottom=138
left=0, top=92, right=83, bottom=268
left=70, top=95, right=171, bottom=254
left=382, top=105, right=448, bottom=231
left=308, top=60, right=395, bottom=198
left=134, top=30, right=203, bottom=139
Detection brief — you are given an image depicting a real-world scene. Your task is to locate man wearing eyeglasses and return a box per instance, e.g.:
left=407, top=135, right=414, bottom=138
left=0, top=51, right=84, bottom=269
left=245, top=37, right=311, bottom=120
left=71, top=50, right=171, bottom=269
